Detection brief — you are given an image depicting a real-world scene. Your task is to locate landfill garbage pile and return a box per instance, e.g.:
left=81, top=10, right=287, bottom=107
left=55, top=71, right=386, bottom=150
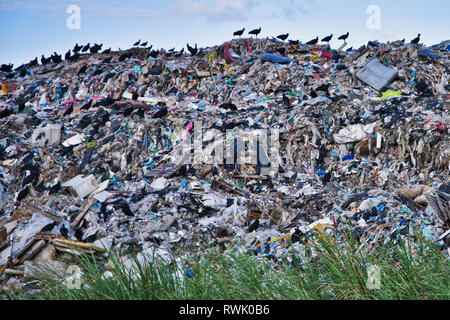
left=0, top=37, right=449, bottom=291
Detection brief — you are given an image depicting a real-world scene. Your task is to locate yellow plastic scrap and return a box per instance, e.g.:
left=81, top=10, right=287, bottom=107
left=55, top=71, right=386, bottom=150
left=205, top=50, right=217, bottom=64
left=268, top=234, right=292, bottom=243
left=310, top=224, right=335, bottom=232
left=254, top=234, right=292, bottom=250
left=311, top=225, right=335, bottom=243
left=1, top=82, right=18, bottom=95
left=0, top=257, right=20, bottom=273
left=381, top=91, right=402, bottom=99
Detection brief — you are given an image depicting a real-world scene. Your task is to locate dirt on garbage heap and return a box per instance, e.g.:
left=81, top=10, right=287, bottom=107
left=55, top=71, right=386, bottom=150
left=0, top=37, right=449, bottom=291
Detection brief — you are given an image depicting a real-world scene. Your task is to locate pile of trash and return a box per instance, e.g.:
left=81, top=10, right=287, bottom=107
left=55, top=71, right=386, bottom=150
left=1, top=37, right=449, bottom=291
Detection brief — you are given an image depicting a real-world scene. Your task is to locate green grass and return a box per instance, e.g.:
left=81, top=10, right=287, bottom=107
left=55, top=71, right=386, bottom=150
left=2, top=231, right=449, bottom=300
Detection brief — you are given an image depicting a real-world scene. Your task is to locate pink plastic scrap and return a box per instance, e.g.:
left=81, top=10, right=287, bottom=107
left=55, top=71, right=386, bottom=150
left=436, top=121, right=446, bottom=132
left=320, top=51, right=333, bottom=58
left=183, top=122, right=194, bottom=140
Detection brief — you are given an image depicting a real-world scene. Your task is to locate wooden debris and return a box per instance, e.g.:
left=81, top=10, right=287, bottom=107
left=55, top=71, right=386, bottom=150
left=71, top=197, right=97, bottom=229
left=51, top=238, right=106, bottom=253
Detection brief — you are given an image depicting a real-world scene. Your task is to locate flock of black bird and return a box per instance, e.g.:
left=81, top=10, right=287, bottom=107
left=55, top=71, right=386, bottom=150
left=231, top=27, right=350, bottom=45
left=0, top=30, right=422, bottom=75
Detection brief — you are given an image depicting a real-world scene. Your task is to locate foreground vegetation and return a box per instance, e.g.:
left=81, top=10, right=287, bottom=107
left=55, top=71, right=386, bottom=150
left=2, top=231, right=449, bottom=300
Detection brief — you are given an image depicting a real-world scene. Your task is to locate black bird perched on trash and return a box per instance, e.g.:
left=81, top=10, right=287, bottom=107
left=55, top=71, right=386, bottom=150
left=276, top=47, right=286, bottom=56
left=277, top=33, right=289, bottom=41
left=315, top=83, right=330, bottom=94
left=174, top=48, right=184, bottom=57
left=310, top=88, right=318, bottom=98
left=338, top=32, right=349, bottom=42
left=28, top=57, right=38, bottom=67
left=133, top=40, right=141, bottom=46
left=233, top=28, right=245, bottom=37
left=411, top=33, right=421, bottom=45
left=102, top=56, right=112, bottom=64
left=321, top=34, right=333, bottom=44
left=152, top=106, right=168, bottom=118
left=186, top=43, right=198, bottom=55
left=140, top=41, right=148, bottom=47
left=94, top=96, right=116, bottom=107
left=102, top=47, right=111, bottom=54
left=306, top=36, right=318, bottom=45
left=41, top=55, right=50, bottom=65
left=119, top=51, right=133, bottom=61
left=248, top=27, right=261, bottom=37
left=73, top=43, right=82, bottom=54
left=90, top=43, right=102, bottom=54
left=80, top=99, right=92, bottom=111
left=62, top=102, right=74, bottom=117
left=51, top=52, right=62, bottom=63
left=68, top=53, right=80, bottom=62
left=89, top=44, right=99, bottom=54
left=149, top=50, right=159, bottom=58
left=82, top=43, right=90, bottom=52
left=65, top=49, right=71, bottom=60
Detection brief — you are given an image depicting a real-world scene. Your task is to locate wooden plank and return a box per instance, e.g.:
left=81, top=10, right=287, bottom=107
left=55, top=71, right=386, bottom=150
left=70, top=198, right=97, bottom=229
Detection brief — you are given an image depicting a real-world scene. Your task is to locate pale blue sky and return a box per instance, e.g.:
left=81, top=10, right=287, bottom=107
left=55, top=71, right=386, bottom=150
left=0, top=0, right=449, bottom=66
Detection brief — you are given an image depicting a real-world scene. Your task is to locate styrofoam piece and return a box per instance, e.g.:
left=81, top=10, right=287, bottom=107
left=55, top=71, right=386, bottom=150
left=62, top=174, right=98, bottom=198
left=356, top=59, right=398, bottom=91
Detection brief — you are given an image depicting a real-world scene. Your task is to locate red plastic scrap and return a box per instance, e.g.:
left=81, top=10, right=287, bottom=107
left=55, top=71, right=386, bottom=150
left=222, top=42, right=238, bottom=64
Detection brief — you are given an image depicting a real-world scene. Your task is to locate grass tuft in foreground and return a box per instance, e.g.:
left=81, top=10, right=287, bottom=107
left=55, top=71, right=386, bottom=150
left=2, top=231, right=449, bottom=300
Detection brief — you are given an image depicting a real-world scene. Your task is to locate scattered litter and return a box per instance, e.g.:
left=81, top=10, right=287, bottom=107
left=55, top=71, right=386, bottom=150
left=1, top=36, right=449, bottom=292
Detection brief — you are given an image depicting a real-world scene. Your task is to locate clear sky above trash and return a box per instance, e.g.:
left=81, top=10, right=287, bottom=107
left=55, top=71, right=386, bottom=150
left=0, top=0, right=449, bottom=66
